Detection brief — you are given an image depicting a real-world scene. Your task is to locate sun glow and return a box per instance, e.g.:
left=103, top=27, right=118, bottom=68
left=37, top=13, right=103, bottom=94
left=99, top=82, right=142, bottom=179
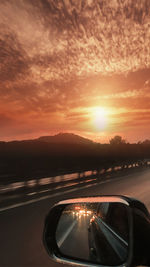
left=91, top=107, right=108, bottom=130
left=71, top=106, right=126, bottom=135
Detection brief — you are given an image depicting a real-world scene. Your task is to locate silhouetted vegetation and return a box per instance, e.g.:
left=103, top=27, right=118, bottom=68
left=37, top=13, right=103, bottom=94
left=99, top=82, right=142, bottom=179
left=0, top=133, right=150, bottom=183
left=109, top=135, right=126, bottom=145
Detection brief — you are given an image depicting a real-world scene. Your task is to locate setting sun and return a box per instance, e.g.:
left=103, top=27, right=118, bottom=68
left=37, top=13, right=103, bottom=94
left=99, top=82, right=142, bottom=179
left=91, top=107, right=108, bottom=130
left=0, top=0, right=149, bottom=144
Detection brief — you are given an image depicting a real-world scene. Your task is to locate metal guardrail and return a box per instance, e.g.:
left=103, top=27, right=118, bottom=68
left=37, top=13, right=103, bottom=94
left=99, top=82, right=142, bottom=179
left=0, top=159, right=150, bottom=197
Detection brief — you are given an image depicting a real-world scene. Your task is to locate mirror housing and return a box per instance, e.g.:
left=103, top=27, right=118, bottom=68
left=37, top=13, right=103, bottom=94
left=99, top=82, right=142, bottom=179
left=43, top=196, right=150, bottom=267
left=43, top=196, right=137, bottom=267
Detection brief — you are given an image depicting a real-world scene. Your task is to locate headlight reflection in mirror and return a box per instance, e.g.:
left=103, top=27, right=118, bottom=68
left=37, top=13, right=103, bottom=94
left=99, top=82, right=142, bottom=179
left=56, top=202, right=129, bottom=266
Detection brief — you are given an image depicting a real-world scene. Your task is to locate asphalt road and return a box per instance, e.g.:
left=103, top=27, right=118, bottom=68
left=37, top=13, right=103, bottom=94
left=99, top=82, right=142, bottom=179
left=0, top=169, right=150, bottom=267
left=56, top=213, right=91, bottom=261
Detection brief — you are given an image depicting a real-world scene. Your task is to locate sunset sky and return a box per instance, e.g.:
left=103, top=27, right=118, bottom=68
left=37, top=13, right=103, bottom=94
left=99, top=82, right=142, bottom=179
left=0, top=0, right=150, bottom=143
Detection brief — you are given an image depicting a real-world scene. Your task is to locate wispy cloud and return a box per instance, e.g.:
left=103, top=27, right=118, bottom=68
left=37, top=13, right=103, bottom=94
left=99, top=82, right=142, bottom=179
left=1, top=0, right=150, bottom=84
left=0, top=0, right=150, bottom=141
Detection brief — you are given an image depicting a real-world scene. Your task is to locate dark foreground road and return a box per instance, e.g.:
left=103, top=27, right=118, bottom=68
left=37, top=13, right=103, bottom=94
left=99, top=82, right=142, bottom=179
left=0, top=169, right=150, bottom=267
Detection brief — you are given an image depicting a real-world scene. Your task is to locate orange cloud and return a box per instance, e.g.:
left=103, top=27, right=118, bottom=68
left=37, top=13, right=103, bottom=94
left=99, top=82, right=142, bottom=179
left=0, top=1, right=150, bottom=142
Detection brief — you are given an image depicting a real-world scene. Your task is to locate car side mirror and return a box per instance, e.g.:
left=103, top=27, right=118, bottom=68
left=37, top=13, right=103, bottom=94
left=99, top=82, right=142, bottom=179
left=43, top=196, right=135, bottom=267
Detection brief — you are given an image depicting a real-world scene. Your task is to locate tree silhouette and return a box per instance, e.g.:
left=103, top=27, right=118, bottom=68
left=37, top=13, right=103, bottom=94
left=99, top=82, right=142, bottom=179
left=109, top=136, right=126, bottom=145
left=142, top=139, right=150, bottom=145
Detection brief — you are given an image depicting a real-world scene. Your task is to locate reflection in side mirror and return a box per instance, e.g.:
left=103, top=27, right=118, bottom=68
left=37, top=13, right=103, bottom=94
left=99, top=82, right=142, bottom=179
left=56, top=202, right=129, bottom=266
left=43, top=196, right=133, bottom=267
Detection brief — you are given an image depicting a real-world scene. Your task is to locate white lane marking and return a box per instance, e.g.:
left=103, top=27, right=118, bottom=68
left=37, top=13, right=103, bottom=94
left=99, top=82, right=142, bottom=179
left=0, top=183, right=99, bottom=212
left=97, top=217, right=128, bottom=246
left=57, top=220, right=77, bottom=248
left=96, top=217, right=128, bottom=260
left=0, top=175, right=132, bottom=213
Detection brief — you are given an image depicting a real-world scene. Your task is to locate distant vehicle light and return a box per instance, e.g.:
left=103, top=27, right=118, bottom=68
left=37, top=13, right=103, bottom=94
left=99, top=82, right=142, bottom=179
left=75, top=206, right=81, bottom=210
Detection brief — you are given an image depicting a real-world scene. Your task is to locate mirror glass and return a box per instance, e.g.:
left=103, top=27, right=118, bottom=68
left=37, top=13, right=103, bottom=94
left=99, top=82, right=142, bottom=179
left=56, top=202, right=129, bottom=266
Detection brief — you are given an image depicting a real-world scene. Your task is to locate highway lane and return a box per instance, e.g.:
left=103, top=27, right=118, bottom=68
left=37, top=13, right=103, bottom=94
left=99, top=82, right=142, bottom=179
left=0, top=169, right=150, bottom=266
left=88, top=215, right=128, bottom=265
left=55, top=212, right=127, bottom=265
left=57, top=213, right=91, bottom=261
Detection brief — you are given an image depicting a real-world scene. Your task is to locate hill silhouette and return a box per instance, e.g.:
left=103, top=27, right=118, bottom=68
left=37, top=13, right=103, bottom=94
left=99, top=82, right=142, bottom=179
left=0, top=133, right=96, bottom=180
left=0, top=133, right=150, bottom=181
left=37, top=133, right=93, bottom=145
